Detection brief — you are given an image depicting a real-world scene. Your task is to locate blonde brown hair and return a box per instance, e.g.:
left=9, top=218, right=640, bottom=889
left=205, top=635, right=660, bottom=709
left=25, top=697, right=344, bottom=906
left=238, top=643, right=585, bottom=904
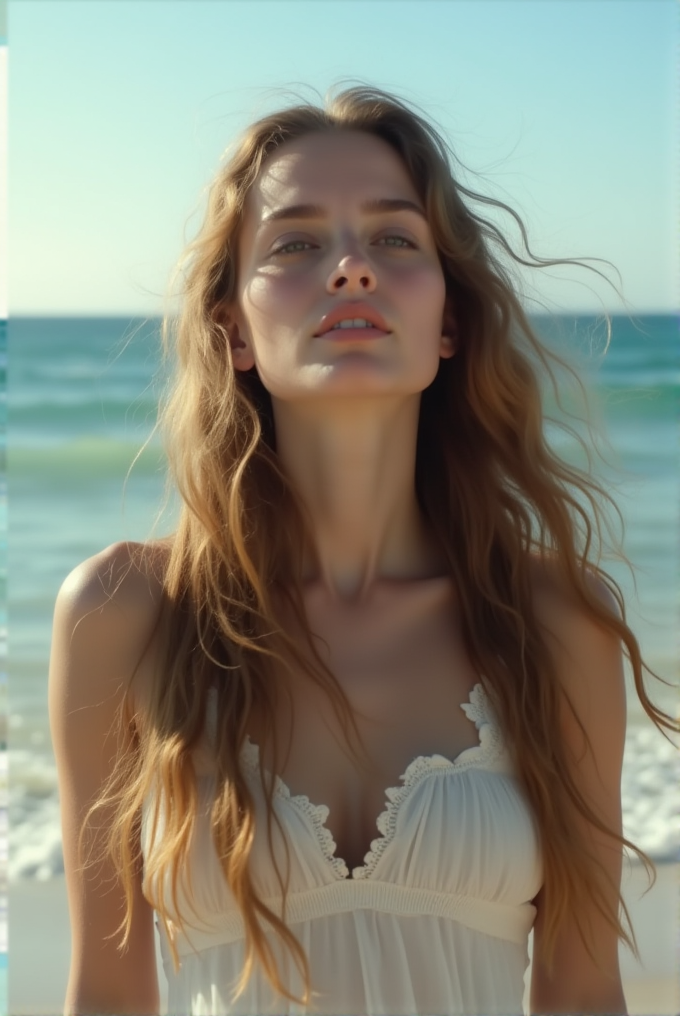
left=83, top=84, right=677, bottom=1006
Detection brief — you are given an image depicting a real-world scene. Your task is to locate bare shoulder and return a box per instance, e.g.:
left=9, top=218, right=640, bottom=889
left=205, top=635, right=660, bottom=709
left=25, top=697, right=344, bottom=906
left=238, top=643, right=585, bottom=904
left=57, top=538, right=168, bottom=627
left=528, top=552, right=621, bottom=628
left=529, top=554, right=623, bottom=680
left=52, top=539, right=171, bottom=719
left=527, top=553, right=626, bottom=749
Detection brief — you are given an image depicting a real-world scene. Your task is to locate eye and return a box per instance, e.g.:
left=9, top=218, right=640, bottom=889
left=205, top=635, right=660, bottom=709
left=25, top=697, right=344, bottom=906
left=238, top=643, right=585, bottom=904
left=375, top=235, right=417, bottom=249
left=271, top=239, right=316, bottom=255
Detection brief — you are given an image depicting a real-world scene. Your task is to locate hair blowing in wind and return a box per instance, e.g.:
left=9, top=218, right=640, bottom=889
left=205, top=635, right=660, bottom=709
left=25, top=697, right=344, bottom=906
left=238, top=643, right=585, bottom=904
left=78, top=85, right=678, bottom=1007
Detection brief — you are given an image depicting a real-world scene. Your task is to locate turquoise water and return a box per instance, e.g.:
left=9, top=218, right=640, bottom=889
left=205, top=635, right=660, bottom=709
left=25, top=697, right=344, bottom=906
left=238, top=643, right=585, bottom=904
left=7, top=314, right=680, bottom=875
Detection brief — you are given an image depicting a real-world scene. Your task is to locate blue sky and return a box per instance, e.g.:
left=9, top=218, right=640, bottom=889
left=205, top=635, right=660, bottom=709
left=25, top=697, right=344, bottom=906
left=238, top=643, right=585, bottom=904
left=8, top=0, right=677, bottom=315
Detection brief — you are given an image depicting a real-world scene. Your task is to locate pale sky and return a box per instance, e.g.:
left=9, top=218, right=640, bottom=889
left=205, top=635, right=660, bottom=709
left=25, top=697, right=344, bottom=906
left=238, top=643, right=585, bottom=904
left=8, top=0, right=677, bottom=315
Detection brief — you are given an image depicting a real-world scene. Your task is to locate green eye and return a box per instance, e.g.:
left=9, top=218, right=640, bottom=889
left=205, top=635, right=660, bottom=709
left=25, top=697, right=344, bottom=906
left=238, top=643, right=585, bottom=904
left=273, top=240, right=314, bottom=255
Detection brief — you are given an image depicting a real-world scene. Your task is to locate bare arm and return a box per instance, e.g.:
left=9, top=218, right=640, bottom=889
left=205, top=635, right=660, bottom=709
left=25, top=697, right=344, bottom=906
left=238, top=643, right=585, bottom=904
left=49, top=542, right=164, bottom=1016
left=529, top=571, right=628, bottom=1015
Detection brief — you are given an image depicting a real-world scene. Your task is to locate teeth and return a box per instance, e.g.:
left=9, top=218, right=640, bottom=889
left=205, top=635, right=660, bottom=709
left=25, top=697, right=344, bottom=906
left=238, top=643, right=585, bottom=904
left=331, top=318, right=373, bottom=330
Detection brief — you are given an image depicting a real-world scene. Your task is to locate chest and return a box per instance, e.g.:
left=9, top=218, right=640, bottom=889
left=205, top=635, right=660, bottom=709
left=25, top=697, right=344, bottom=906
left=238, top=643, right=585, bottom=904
left=246, top=578, right=484, bottom=873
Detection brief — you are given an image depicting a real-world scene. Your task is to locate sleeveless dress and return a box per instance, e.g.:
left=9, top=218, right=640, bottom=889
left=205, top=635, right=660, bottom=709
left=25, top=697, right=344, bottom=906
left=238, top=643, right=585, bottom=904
left=142, top=682, right=543, bottom=1015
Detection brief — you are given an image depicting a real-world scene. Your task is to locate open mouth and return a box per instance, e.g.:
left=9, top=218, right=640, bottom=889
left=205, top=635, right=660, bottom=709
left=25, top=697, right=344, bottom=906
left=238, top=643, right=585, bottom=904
left=321, top=317, right=389, bottom=339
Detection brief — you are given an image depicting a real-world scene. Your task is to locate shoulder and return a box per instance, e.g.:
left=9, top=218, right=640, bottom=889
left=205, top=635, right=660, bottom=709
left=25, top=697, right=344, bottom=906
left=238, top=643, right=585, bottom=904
left=51, top=539, right=171, bottom=725
left=528, top=556, right=624, bottom=700
left=57, top=539, right=169, bottom=619
left=527, top=553, right=626, bottom=758
left=528, top=551, right=621, bottom=631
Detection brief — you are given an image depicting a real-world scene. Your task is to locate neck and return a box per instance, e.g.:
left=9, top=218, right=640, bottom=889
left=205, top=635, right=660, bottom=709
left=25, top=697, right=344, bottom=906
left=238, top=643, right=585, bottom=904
left=271, top=394, right=445, bottom=604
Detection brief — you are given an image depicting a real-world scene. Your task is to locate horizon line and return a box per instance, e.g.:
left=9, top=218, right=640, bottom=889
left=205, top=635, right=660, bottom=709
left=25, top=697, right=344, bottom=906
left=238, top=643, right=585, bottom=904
left=4, top=308, right=678, bottom=320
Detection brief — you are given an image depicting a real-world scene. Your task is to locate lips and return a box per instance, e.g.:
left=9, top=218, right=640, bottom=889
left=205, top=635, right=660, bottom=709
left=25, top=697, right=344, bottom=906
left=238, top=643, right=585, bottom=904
left=314, top=302, right=390, bottom=336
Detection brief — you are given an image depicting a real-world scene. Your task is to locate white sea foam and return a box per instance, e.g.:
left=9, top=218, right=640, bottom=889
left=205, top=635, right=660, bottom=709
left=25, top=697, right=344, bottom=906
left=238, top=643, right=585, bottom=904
left=621, top=723, right=680, bottom=862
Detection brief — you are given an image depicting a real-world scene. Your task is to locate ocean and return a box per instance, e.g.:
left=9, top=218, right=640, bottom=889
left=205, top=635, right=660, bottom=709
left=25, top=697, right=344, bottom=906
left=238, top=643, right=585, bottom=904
left=7, top=314, right=679, bottom=882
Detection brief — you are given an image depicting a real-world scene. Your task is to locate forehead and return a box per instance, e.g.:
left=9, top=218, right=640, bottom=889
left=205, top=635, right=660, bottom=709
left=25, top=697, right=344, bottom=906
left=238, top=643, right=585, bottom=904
left=245, top=130, right=420, bottom=225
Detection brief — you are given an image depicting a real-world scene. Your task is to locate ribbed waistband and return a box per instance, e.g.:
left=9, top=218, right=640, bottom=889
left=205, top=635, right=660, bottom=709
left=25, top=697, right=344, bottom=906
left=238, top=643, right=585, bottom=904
left=158, top=880, right=537, bottom=962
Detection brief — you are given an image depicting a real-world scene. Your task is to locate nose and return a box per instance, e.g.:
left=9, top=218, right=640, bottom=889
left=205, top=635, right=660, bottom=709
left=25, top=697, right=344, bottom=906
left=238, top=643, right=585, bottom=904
left=326, top=249, right=377, bottom=294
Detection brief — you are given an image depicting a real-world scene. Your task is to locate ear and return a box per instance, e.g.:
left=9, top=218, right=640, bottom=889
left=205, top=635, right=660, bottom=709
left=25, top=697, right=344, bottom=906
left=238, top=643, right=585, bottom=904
left=217, top=306, right=255, bottom=372
left=226, top=322, right=256, bottom=372
left=440, top=303, right=458, bottom=359
left=439, top=333, right=456, bottom=359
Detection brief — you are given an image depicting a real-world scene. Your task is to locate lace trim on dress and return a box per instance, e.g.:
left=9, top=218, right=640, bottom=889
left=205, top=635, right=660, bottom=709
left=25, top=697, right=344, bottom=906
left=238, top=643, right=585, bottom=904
left=352, top=682, right=504, bottom=880
left=239, top=681, right=505, bottom=882
left=240, top=737, right=351, bottom=879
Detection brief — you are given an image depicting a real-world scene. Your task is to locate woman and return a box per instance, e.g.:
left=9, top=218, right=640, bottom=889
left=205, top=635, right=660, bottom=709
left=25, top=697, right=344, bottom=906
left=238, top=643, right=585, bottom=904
left=49, top=86, right=676, bottom=1016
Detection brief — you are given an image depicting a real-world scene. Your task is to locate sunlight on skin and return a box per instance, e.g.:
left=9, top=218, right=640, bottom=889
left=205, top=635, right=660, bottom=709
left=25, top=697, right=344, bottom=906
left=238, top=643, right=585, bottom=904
left=223, top=131, right=456, bottom=602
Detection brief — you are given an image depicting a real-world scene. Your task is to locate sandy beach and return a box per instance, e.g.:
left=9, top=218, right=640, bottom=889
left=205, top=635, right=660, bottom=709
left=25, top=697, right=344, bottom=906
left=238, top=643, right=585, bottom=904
left=8, top=862, right=679, bottom=1015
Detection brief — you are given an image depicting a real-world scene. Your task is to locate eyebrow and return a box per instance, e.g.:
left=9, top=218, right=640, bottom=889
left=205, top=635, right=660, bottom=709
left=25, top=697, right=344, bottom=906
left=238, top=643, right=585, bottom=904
left=260, top=197, right=427, bottom=226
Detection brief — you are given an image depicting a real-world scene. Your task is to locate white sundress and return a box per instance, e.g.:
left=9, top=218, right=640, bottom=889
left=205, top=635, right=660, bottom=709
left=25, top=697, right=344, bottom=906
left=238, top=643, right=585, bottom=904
left=142, top=682, right=543, bottom=1015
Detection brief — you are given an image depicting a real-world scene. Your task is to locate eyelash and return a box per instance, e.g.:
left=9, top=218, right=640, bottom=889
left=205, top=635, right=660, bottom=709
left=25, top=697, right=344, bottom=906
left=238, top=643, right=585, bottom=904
left=271, top=235, right=417, bottom=256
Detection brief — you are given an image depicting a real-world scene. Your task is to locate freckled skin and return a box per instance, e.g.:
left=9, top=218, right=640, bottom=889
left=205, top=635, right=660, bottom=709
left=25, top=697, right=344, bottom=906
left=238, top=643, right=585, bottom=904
left=224, top=130, right=456, bottom=601
left=228, top=130, right=454, bottom=402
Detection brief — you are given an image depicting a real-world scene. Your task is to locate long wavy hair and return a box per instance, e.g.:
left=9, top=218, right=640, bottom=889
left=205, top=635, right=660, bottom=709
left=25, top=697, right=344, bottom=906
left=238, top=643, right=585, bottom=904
left=82, top=85, right=677, bottom=1006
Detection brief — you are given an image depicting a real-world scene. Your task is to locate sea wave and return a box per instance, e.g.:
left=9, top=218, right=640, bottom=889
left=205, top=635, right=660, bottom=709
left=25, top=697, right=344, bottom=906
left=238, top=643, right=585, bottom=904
left=9, top=439, right=167, bottom=479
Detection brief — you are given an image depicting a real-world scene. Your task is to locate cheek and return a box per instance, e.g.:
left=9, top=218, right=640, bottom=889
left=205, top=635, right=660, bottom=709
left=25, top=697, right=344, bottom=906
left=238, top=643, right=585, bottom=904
left=394, top=259, right=444, bottom=294
left=245, top=270, right=310, bottom=323
left=240, top=277, right=304, bottom=378
left=400, top=266, right=447, bottom=326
